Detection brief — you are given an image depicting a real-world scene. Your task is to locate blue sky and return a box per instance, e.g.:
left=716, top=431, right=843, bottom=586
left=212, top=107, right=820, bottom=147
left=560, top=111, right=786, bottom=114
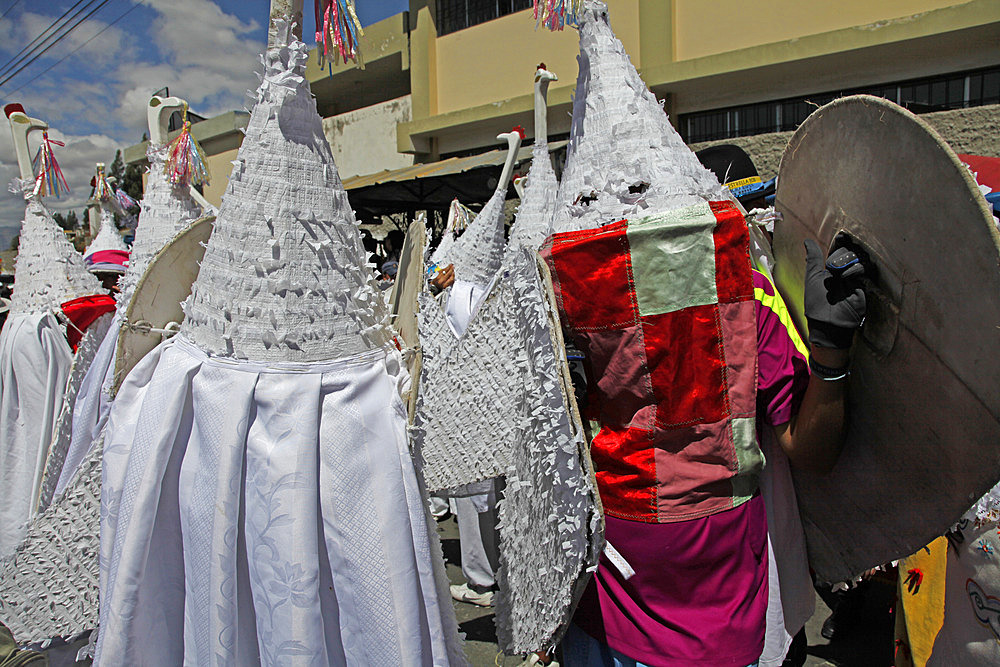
left=0, top=0, right=407, bottom=239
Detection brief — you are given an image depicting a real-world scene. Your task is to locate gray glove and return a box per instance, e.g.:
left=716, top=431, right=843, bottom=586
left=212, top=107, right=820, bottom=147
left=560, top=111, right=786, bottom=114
left=804, top=239, right=866, bottom=349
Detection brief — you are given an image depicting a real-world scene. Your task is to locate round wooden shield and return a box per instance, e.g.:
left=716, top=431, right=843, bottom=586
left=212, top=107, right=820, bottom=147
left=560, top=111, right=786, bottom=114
left=112, top=216, right=214, bottom=395
left=772, top=95, right=1000, bottom=582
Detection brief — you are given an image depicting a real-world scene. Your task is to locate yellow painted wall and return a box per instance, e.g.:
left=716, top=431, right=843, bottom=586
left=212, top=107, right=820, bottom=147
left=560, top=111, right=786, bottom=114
left=673, top=0, right=962, bottom=60
left=434, top=0, right=641, bottom=115
left=202, top=148, right=239, bottom=207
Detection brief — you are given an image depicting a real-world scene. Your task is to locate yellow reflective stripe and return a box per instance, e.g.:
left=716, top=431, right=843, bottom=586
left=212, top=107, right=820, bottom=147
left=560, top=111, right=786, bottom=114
left=754, top=283, right=810, bottom=360
left=725, top=175, right=762, bottom=190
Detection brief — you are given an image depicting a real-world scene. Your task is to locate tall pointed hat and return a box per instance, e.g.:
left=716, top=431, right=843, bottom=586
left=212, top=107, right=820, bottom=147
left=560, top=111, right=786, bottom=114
left=117, top=97, right=204, bottom=308
left=180, top=19, right=389, bottom=361
left=444, top=129, right=522, bottom=286
left=506, top=65, right=559, bottom=253
left=430, top=197, right=471, bottom=266
left=82, top=164, right=129, bottom=274
left=8, top=194, right=103, bottom=317
left=4, top=105, right=101, bottom=315
left=552, top=0, right=722, bottom=232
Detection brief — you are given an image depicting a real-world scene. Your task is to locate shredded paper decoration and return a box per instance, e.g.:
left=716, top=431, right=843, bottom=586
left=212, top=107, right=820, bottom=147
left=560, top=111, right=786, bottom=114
left=412, top=248, right=602, bottom=652
left=315, top=0, right=364, bottom=68
left=180, top=21, right=391, bottom=361
left=6, top=183, right=101, bottom=316
left=534, top=0, right=584, bottom=31
left=430, top=198, right=472, bottom=267
left=552, top=0, right=723, bottom=233
left=164, top=104, right=211, bottom=188
left=30, top=131, right=69, bottom=199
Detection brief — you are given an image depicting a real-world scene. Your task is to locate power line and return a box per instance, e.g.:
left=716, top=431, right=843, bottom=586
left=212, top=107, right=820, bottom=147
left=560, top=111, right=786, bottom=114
left=0, top=0, right=24, bottom=21
left=5, top=2, right=140, bottom=97
left=0, top=0, right=106, bottom=83
left=0, top=0, right=94, bottom=79
left=0, top=0, right=114, bottom=90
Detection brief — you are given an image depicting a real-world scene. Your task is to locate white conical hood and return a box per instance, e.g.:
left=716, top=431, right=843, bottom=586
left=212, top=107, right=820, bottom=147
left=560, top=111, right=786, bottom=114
left=552, top=0, right=723, bottom=232
left=430, top=198, right=471, bottom=266
left=8, top=185, right=102, bottom=316
left=445, top=131, right=521, bottom=287
left=180, top=18, right=390, bottom=361
left=83, top=206, right=128, bottom=258
left=507, top=144, right=558, bottom=253
left=447, top=187, right=507, bottom=287
left=507, top=66, right=559, bottom=253
left=117, top=144, right=202, bottom=308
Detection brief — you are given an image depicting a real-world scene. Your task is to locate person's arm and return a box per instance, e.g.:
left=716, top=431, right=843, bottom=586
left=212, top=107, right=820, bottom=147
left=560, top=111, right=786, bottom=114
left=773, top=345, right=848, bottom=473
left=428, top=263, right=455, bottom=295
left=775, top=240, right=866, bottom=474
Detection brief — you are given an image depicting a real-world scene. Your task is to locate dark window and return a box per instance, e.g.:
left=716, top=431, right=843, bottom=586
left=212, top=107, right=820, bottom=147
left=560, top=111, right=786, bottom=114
left=679, top=66, right=1000, bottom=143
left=984, top=71, right=1000, bottom=105
left=437, top=0, right=533, bottom=35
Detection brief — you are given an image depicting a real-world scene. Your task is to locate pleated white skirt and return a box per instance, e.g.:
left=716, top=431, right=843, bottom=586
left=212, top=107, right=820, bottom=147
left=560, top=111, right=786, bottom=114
left=0, top=312, right=73, bottom=557
left=97, top=336, right=464, bottom=666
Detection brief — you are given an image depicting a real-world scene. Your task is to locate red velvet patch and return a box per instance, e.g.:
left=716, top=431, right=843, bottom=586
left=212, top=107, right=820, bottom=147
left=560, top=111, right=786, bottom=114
left=642, top=305, right=727, bottom=428
left=544, top=221, right=636, bottom=330
left=590, top=424, right=657, bottom=521
left=61, top=294, right=116, bottom=351
left=712, top=202, right=753, bottom=304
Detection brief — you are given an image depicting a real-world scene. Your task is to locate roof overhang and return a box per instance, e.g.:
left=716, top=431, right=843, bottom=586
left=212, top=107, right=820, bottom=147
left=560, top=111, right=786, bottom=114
left=344, top=140, right=567, bottom=220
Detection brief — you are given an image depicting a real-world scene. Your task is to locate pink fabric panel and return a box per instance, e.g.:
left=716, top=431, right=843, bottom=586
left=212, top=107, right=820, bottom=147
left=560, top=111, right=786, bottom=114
left=719, top=300, right=758, bottom=419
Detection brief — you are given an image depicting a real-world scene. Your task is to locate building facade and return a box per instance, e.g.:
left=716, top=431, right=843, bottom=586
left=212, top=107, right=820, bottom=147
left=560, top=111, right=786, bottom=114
left=123, top=0, right=1000, bottom=212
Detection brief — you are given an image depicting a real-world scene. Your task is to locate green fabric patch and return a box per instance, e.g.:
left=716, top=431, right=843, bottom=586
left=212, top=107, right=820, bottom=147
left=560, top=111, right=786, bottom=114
left=627, top=203, right=719, bottom=317
left=731, top=416, right=763, bottom=504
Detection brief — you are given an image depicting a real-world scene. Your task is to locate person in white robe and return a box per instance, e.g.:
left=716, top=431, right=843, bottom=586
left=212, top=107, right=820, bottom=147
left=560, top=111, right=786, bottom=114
left=0, top=106, right=107, bottom=558
left=95, top=10, right=464, bottom=665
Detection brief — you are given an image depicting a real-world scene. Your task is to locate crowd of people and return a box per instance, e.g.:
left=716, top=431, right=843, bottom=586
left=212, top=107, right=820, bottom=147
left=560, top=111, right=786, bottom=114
left=1, top=1, right=998, bottom=666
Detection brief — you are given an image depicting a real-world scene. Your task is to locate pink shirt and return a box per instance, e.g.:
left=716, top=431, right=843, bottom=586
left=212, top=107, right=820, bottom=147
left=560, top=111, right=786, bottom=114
left=571, top=271, right=809, bottom=666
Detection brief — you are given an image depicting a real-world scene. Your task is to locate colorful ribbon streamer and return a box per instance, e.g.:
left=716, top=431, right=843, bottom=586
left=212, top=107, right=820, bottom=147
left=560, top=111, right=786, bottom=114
left=31, top=131, right=70, bottom=198
left=164, top=103, right=211, bottom=188
left=315, top=0, right=365, bottom=68
left=114, top=188, right=137, bottom=212
left=533, top=0, right=583, bottom=31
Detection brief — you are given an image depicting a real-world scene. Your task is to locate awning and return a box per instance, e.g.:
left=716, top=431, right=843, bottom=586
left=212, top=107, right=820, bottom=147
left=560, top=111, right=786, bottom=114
left=343, top=141, right=567, bottom=220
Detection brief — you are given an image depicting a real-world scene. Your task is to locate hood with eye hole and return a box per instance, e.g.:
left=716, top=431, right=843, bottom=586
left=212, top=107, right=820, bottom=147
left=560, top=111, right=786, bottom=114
left=551, top=0, right=723, bottom=233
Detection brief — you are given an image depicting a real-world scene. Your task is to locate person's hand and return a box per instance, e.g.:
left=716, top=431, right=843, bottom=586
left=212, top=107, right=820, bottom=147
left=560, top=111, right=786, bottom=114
left=431, top=264, right=455, bottom=291
left=803, top=239, right=866, bottom=350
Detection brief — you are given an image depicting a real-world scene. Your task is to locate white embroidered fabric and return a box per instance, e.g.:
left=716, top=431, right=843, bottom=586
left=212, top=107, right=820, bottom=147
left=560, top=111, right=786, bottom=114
left=6, top=189, right=101, bottom=316
left=413, top=248, right=602, bottom=653
left=180, top=22, right=390, bottom=361
left=443, top=185, right=508, bottom=287
left=759, top=429, right=815, bottom=666
left=42, top=140, right=204, bottom=512
left=38, top=311, right=115, bottom=511
left=97, top=337, right=464, bottom=666
left=0, top=432, right=103, bottom=641
left=83, top=206, right=129, bottom=259
left=117, top=144, right=203, bottom=308
left=552, top=1, right=723, bottom=233
left=96, top=17, right=463, bottom=665
left=0, top=312, right=73, bottom=557
left=506, top=143, right=558, bottom=254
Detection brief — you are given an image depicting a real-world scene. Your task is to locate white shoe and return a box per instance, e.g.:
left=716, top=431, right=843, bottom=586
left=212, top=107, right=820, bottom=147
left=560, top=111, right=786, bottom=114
left=449, top=583, right=494, bottom=606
